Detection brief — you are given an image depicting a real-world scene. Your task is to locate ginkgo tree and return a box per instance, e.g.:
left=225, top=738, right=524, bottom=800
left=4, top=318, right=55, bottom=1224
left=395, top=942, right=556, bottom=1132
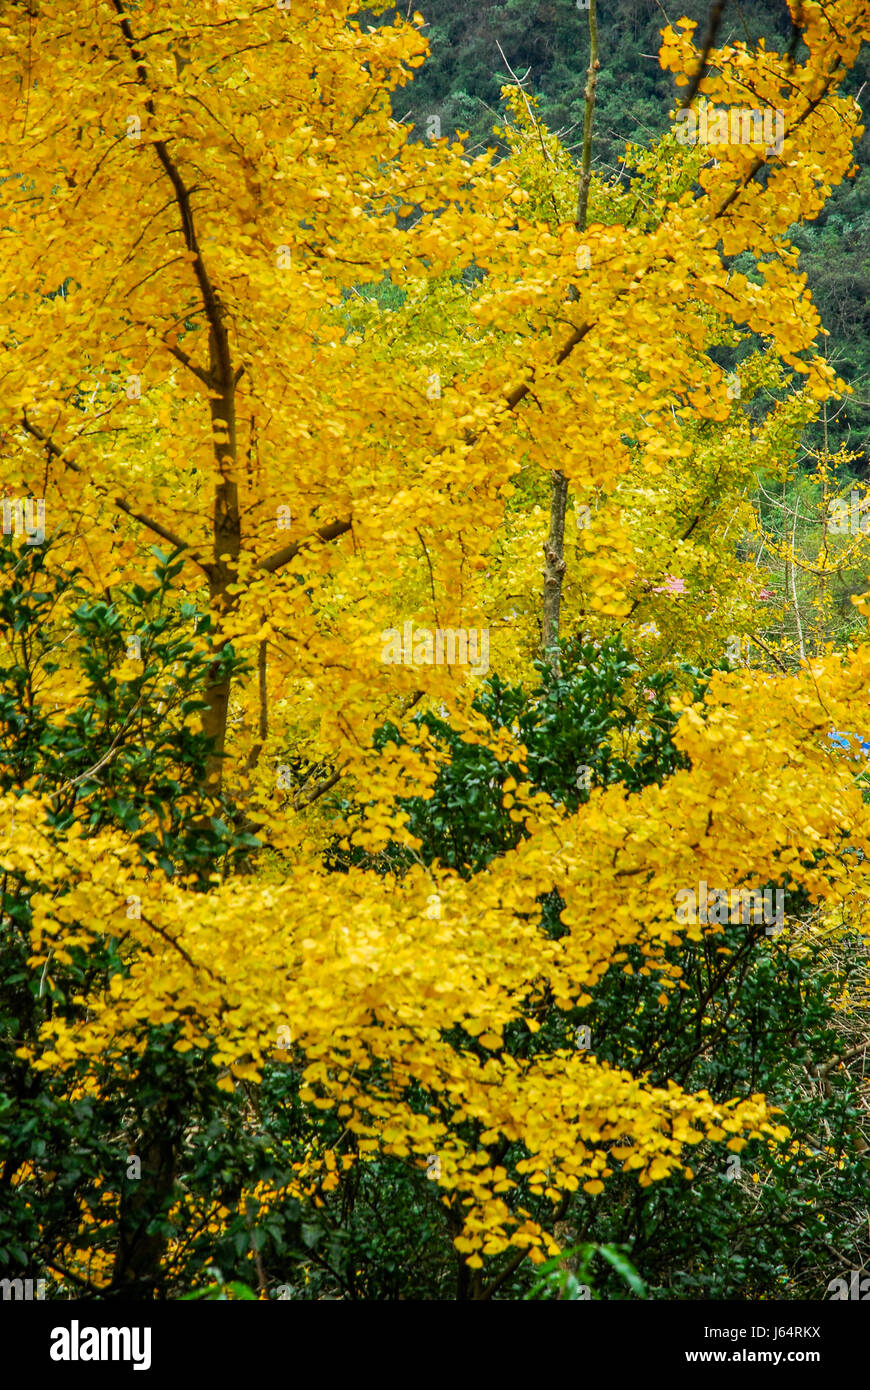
left=2, top=0, right=870, bottom=1295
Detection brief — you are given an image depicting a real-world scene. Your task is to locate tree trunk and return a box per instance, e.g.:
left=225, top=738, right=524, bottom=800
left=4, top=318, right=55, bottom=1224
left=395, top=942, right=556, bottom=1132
left=111, top=1113, right=180, bottom=1298
left=202, top=329, right=240, bottom=791
left=541, top=0, right=599, bottom=672
left=542, top=471, right=570, bottom=667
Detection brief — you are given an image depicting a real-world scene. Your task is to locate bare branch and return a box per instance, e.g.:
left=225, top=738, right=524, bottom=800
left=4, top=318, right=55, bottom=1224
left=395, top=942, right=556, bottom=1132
left=164, top=339, right=214, bottom=388
left=259, top=517, right=353, bottom=575
left=680, top=1, right=730, bottom=111
left=19, top=414, right=212, bottom=575
left=293, top=763, right=347, bottom=811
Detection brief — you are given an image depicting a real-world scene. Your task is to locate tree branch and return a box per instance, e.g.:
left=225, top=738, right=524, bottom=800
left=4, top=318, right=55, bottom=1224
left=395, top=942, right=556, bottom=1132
left=259, top=517, right=353, bottom=575
left=19, top=414, right=212, bottom=575
left=680, top=1, right=730, bottom=111
left=164, top=339, right=214, bottom=388
left=111, top=0, right=232, bottom=397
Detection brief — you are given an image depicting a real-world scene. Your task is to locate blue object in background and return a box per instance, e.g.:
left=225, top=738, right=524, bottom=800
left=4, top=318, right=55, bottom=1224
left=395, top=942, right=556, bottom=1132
left=829, top=730, right=870, bottom=757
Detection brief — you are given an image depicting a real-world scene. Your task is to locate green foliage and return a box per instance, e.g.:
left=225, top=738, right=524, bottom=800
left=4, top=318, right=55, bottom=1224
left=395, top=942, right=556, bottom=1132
left=0, top=540, right=311, bottom=1298
left=525, top=1242, right=646, bottom=1301
left=338, top=633, right=696, bottom=876
left=324, top=631, right=869, bottom=1299
left=0, top=539, right=253, bottom=879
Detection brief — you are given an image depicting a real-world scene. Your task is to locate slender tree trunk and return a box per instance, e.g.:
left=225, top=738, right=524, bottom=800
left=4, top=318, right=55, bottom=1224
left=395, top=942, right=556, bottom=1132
left=542, top=472, right=570, bottom=668
left=541, top=0, right=599, bottom=671
left=111, top=1109, right=181, bottom=1297
left=202, top=329, right=240, bottom=790
left=788, top=482, right=806, bottom=662
left=576, top=0, right=600, bottom=234
left=113, top=3, right=241, bottom=794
